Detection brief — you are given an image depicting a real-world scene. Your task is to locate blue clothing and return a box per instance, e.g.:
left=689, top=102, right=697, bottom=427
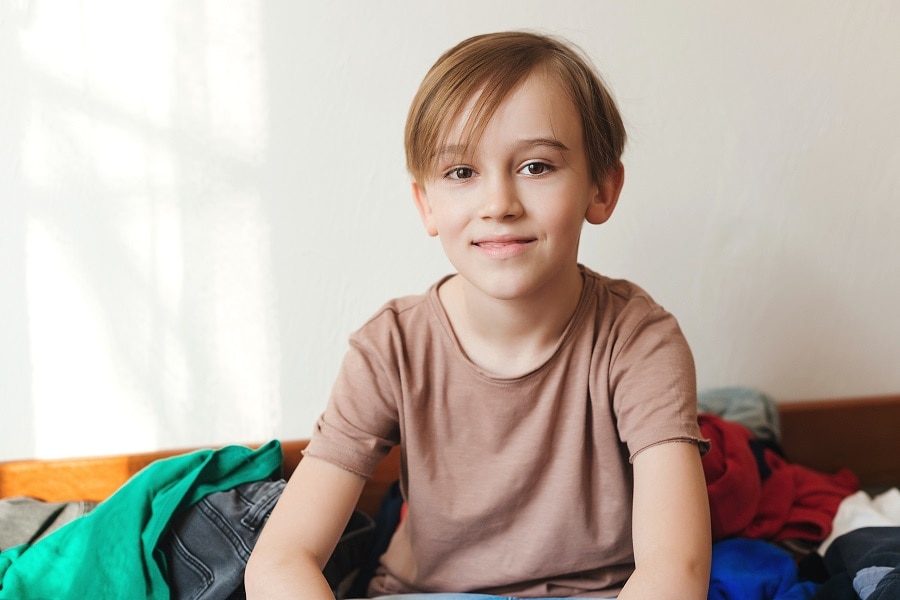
left=165, top=478, right=375, bottom=599
left=164, top=479, right=285, bottom=599
left=709, top=538, right=819, bottom=600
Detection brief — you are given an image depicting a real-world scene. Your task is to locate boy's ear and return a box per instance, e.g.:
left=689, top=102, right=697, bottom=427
left=585, top=162, right=625, bottom=225
left=411, top=180, right=439, bottom=237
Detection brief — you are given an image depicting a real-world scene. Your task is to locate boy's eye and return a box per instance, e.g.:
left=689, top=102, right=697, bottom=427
left=520, top=162, right=550, bottom=175
left=446, top=167, right=475, bottom=180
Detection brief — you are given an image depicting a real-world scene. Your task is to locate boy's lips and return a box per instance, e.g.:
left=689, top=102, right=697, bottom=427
left=472, top=235, right=536, bottom=258
left=472, top=234, right=535, bottom=245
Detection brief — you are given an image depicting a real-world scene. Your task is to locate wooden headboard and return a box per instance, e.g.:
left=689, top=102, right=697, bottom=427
left=778, top=394, right=900, bottom=490
left=0, top=440, right=401, bottom=517
left=1, top=394, right=898, bottom=515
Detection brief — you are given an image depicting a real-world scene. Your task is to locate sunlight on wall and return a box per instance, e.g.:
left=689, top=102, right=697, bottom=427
left=18, top=0, right=278, bottom=458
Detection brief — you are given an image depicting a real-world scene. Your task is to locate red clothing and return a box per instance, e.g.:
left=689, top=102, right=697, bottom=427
left=699, top=413, right=859, bottom=542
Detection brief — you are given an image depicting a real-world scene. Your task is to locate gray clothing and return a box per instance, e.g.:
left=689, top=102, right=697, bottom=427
left=0, top=496, right=96, bottom=551
left=698, top=386, right=781, bottom=445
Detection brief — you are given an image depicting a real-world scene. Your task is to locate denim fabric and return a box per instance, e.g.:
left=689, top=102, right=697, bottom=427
left=162, top=478, right=377, bottom=600
left=163, top=479, right=286, bottom=600
left=0, top=441, right=283, bottom=600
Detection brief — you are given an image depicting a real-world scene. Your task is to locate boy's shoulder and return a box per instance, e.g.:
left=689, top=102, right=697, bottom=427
left=352, top=276, right=449, bottom=338
left=582, top=266, right=660, bottom=310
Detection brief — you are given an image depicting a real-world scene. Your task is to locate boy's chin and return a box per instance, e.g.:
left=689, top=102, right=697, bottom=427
left=457, top=271, right=569, bottom=304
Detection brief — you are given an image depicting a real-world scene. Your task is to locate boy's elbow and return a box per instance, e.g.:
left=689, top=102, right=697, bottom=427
left=244, top=546, right=290, bottom=596
left=627, top=548, right=710, bottom=600
left=677, top=560, right=711, bottom=599
left=244, top=543, right=335, bottom=599
left=662, top=551, right=711, bottom=599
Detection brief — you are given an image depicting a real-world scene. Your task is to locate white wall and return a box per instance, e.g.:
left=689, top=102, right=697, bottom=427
left=2, top=1, right=899, bottom=461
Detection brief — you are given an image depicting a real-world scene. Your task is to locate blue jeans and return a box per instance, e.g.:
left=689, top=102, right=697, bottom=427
left=368, top=595, right=616, bottom=599
left=163, top=479, right=376, bottom=599
left=163, top=479, right=286, bottom=599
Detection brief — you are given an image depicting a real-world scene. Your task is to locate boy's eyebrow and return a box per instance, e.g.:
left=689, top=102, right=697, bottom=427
left=435, top=144, right=469, bottom=159
left=514, top=137, right=570, bottom=153
left=435, top=137, right=570, bottom=160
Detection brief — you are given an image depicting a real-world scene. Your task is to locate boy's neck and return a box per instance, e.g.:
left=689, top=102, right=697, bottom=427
left=438, top=266, right=585, bottom=378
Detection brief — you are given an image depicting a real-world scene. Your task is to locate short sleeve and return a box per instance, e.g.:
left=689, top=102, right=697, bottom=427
left=609, top=305, right=709, bottom=461
left=303, top=337, right=401, bottom=478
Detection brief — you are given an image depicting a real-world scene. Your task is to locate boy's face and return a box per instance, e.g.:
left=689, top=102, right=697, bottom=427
left=412, top=68, right=621, bottom=302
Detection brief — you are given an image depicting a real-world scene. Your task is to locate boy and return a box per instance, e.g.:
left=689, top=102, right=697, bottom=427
left=245, top=31, right=711, bottom=599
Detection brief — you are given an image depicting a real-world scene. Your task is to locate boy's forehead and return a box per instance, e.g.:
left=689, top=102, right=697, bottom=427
left=435, top=70, right=580, bottom=157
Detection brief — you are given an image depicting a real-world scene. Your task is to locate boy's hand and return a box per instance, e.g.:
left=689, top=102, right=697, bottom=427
left=619, top=441, right=711, bottom=600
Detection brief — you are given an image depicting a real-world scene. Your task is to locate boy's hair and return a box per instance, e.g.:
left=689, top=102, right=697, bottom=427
left=405, top=30, right=627, bottom=186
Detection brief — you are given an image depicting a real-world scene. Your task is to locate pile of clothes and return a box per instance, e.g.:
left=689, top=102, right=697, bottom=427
left=1, top=388, right=897, bottom=600
left=700, top=387, right=900, bottom=600
left=0, top=441, right=374, bottom=600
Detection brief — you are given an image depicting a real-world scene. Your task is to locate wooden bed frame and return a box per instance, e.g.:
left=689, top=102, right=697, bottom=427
left=2, top=394, right=899, bottom=516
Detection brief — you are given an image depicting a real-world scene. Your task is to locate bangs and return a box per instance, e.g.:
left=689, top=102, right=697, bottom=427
left=406, top=34, right=558, bottom=182
left=405, top=31, right=626, bottom=185
left=424, top=76, right=532, bottom=171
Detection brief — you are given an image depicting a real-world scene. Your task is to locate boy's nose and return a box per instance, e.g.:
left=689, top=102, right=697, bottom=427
left=478, top=176, right=523, bottom=221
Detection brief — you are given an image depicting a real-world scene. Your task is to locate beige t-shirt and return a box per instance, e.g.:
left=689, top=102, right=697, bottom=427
left=304, top=266, right=708, bottom=598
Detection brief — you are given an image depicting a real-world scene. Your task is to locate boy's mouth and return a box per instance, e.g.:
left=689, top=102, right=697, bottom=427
left=471, top=236, right=536, bottom=257
left=474, top=241, right=530, bottom=248
left=472, top=235, right=535, bottom=247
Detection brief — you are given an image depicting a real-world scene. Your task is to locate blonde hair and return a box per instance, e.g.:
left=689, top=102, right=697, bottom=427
left=405, top=31, right=626, bottom=185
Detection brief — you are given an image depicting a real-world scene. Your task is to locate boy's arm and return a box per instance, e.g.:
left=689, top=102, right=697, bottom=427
left=618, top=441, right=711, bottom=600
left=244, top=455, right=367, bottom=600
